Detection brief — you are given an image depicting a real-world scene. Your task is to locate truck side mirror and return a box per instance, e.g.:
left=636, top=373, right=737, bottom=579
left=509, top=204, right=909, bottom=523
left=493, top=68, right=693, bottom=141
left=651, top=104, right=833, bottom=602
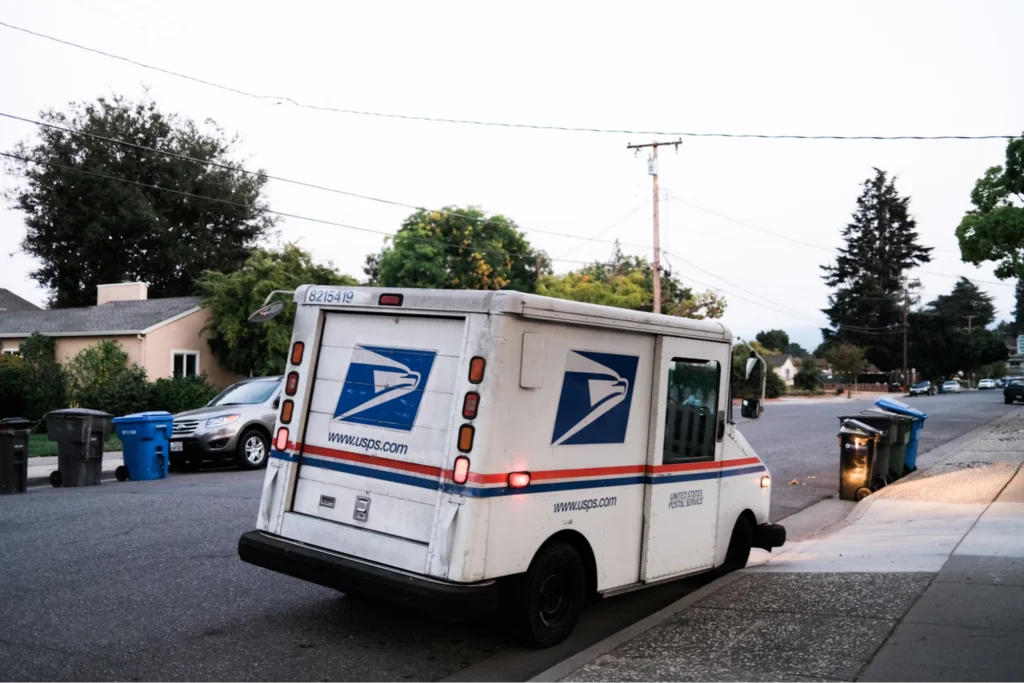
left=742, top=354, right=767, bottom=419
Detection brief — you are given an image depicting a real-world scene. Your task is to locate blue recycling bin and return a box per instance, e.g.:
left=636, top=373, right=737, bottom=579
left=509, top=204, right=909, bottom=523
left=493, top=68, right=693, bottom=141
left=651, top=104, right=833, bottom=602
left=111, top=411, right=173, bottom=482
left=874, top=397, right=927, bottom=473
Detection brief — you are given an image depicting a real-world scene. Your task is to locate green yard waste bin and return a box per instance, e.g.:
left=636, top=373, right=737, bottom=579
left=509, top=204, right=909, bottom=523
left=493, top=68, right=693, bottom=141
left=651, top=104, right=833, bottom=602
left=0, top=417, right=31, bottom=494
left=45, top=409, right=113, bottom=487
left=857, top=407, right=913, bottom=482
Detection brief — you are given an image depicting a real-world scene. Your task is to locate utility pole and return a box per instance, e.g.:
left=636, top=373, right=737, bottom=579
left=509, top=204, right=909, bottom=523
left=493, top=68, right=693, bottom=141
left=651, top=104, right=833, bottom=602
left=965, top=315, right=975, bottom=333
left=903, top=287, right=910, bottom=388
left=627, top=139, right=682, bottom=314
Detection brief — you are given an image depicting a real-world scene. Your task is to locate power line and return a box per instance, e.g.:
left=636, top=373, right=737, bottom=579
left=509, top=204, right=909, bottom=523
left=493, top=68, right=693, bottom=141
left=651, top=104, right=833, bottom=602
left=665, top=194, right=1015, bottom=289
left=0, top=110, right=654, bottom=252
left=0, top=150, right=599, bottom=266
left=1, top=19, right=1018, bottom=142
left=559, top=200, right=648, bottom=258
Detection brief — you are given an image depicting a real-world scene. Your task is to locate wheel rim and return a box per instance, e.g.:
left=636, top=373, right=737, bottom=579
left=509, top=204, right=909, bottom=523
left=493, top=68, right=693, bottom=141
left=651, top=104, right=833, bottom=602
left=245, top=436, right=266, bottom=464
left=537, top=571, right=573, bottom=627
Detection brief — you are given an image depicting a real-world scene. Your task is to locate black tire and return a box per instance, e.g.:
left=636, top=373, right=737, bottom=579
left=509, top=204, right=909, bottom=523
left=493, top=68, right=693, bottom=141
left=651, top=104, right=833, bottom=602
left=49, top=471, right=62, bottom=488
left=115, top=466, right=129, bottom=482
left=1006, top=396, right=1014, bottom=405
left=235, top=428, right=270, bottom=470
left=716, top=516, right=753, bottom=576
left=511, top=542, right=585, bottom=648
left=856, top=487, right=872, bottom=501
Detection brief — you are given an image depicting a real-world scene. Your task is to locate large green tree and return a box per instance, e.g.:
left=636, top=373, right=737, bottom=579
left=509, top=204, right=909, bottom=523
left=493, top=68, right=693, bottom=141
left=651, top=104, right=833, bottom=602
left=365, top=206, right=545, bottom=292
left=198, top=245, right=356, bottom=376
left=6, top=95, right=275, bottom=307
left=755, top=329, right=789, bottom=353
left=928, top=277, right=996, bottom=329
left=821, top=169, right=933, bottom=370
left=539, top=243, right=727, bottom=319
left=956, top=137, right=1024, bottom=279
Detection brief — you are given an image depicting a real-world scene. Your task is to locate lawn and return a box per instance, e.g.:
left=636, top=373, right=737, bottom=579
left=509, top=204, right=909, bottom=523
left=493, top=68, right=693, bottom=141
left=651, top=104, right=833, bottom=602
left=28, top=433, right=123, bottom=458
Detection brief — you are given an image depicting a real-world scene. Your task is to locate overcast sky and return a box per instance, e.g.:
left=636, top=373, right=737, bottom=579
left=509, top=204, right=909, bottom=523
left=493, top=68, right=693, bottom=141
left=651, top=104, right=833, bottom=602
left=2, top=0, right=1022, bottom=350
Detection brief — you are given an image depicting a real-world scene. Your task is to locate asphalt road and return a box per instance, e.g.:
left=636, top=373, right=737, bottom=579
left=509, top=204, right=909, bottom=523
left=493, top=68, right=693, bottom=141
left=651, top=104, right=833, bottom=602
left=740, top=389, right=1019, bottom=520
left=1, top=390, right=1016, bottom=681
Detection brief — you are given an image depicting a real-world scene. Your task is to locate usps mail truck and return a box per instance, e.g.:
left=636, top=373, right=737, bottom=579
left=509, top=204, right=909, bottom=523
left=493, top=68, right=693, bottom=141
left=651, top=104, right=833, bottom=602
left=239, top=286, right=785, bottom=647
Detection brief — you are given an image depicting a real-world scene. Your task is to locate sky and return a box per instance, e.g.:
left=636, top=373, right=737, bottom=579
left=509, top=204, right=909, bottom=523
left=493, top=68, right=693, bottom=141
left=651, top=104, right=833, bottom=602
left=2, top=0, right=1022, bottom=351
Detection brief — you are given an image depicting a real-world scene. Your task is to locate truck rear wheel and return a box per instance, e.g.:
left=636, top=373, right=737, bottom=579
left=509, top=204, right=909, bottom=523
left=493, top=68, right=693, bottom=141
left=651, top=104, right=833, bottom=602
left=512, top=541, right=585, bottom=648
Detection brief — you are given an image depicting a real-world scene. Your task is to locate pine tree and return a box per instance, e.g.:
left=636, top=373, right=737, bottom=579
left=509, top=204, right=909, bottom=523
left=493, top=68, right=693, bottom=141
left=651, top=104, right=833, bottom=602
left=930, top=277, right=996, bottom=328
left=821, top=169, right=932, bottom=370
left=1015, top=280, right=1024, bottom=333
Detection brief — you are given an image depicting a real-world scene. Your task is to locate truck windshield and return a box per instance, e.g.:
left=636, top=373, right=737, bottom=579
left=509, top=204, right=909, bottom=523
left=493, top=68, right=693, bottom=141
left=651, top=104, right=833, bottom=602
left=210, top=380, right=279, bottom=406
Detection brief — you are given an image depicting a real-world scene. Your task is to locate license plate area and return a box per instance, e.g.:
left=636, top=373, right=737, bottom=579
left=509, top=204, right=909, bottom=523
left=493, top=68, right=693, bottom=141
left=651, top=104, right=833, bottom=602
left=170, top=441, right=183, bottom=452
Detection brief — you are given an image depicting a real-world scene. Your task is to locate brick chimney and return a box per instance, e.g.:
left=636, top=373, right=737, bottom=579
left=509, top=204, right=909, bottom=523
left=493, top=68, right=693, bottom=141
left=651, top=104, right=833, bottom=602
left=97, top=282, right=148, bottom=305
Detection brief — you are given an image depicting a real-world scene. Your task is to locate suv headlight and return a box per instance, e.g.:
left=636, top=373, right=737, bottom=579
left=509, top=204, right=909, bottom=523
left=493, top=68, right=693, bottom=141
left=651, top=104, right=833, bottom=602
left=206, top=415, right=241, bottom=428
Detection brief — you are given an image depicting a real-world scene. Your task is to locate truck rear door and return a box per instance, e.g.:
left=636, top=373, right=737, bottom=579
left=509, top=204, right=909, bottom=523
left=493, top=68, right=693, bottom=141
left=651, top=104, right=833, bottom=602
left=292, top=311, right=465, bottom=549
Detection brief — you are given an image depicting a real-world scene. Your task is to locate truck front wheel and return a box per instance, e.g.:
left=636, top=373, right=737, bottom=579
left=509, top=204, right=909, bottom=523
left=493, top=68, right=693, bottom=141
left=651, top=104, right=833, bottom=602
left=512, top=541, right=585, bottom=648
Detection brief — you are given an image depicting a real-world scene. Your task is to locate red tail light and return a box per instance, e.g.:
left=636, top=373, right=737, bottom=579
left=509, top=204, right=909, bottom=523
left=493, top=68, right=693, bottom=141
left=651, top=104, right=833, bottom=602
left=275, top=427, right=289, bottom=451
left=462, top=392, right=479, bottom=419
left=285, top=372, right=299, bottom=395
left=508, top=472, right=531, bottom=489
left=452, top=456, right=470, bottom=484
left=379, top=293, right=403, bottom=306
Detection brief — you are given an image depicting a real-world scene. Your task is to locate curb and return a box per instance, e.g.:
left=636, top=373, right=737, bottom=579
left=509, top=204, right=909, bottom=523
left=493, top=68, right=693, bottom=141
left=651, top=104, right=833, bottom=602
left=528, top=572, right=748, bottom=682
left=26, top=469, right=118, bottom=489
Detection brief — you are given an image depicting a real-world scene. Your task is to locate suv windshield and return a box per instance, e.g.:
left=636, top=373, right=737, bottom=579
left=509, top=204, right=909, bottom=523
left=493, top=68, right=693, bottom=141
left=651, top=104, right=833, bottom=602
left=210, top=380, right=280, bottom=406
left=912, top=381, right=929, bottom=388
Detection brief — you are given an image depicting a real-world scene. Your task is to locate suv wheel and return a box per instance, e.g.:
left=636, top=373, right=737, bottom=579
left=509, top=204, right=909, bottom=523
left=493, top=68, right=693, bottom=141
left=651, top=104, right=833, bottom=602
left=236, top=429, right=269, bottom=470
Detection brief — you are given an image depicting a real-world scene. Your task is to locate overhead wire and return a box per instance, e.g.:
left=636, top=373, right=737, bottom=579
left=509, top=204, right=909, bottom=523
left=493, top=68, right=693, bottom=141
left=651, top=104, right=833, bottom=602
left=0, top=20, right=1019, bottom=142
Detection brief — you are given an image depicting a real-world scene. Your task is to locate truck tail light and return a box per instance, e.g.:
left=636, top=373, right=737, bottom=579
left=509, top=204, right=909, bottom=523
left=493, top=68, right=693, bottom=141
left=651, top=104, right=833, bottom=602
left=452, top=456, right=470, bottom=484
left=462, top=392, right=479, bottom=419
left=468, top=357, right=485, bottom=384
left=457, top=425, right=475, bottom=452
left=290, top=342, right=305, bottom=365
left=280, top=400, right=294, bottom=424
left=285, top=372, right=299, bottom=395
left=379, top=293, right=403, bottom=306
left=508, top=472, right=531, bottom=489
left=275, top=427, right=289, bottom=451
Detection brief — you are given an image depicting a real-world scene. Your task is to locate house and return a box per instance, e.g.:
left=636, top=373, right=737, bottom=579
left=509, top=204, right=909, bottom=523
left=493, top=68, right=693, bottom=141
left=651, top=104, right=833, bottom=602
left=766, top=353, right=798, bottom=386
left=0, top=282, right=243, bottom=388
left=0, top=288, right=42, bottom=313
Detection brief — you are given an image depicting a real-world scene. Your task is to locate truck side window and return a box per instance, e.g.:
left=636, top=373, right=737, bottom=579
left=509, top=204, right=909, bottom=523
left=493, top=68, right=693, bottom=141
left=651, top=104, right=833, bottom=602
left=664, top=358, right=721, bottom=463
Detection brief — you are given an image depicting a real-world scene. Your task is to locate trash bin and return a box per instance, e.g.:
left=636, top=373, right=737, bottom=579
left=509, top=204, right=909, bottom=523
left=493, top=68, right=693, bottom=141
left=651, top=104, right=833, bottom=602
left=0, top=417, right=31, bottom=494
left=858, top=407, right=912, bottom=482
left=112, top=411, right=173, bottom=482
left=839, top=418, right=884, bottom=501
left=874, top=397, right=928, bottom=474
left=45, top=408, right=113, bottom=487
left=839, top=410, right=898, bottom=487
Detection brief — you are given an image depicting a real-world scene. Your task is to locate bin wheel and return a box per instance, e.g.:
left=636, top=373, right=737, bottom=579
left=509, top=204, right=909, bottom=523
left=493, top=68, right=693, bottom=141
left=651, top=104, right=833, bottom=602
left=49, top=471, right=62, bottom=488
left=115, top=466, right=130, bottom=482
left=856, top=487, right=872, bottom=501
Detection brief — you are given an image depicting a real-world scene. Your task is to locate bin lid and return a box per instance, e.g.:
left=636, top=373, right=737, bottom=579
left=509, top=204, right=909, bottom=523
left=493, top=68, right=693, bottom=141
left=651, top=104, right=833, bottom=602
left=112, top=411, right=174, bottom=423
left=860, top=407, right=913, bottom=422
left=874, top=397, right=927, bottom=421
left=46, top=408, right=112, bottom=418
left=839, top=418, right=884, bottom=437
left=0, top=417, right=32, bottom=430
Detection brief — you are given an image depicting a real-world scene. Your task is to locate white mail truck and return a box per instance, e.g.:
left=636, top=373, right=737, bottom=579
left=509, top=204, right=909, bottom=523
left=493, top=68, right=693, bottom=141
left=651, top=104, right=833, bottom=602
left=239, top=286, right=785, bottom=647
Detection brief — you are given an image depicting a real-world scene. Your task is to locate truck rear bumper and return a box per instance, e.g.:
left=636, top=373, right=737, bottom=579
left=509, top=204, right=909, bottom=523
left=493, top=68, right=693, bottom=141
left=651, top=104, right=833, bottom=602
left=238, top=531, right=499, bottom=611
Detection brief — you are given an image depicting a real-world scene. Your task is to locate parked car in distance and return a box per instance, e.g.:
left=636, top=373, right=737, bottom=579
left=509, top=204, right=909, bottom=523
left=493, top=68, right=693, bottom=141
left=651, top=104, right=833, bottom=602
left=942, top=380, right=962, bottom=394
left=978, top=379, right=997, bottom=390
left=909, top=380, right=935, bottom=397
left=170, top=376, right=282, bottom=471
left=1005, top=378, right=1024, bottom=405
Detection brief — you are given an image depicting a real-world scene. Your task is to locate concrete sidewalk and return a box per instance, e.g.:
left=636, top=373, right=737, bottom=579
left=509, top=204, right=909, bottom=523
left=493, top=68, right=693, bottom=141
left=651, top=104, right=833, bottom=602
left=539, top=412, right=1024, bottom=682
left=27, top=452, right=124, bottom=487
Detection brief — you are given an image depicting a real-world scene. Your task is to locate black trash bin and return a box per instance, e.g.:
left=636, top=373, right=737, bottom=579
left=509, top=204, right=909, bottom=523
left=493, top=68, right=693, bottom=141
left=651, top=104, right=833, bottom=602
left=0, top=417, right=31, bottom=494
left=839, top=418, right=884, bottom=501
left=45, top=409, right=113, bottom=487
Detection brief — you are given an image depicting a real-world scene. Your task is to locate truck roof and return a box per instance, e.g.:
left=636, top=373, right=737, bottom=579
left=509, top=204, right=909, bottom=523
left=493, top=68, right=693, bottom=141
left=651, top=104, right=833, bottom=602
left=295, top=285, right=732, bottom=342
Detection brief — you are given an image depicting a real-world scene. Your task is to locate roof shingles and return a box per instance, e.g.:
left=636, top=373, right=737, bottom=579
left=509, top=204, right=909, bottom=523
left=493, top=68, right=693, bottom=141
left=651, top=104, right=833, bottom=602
left=0, top=297, right=201, bottom=336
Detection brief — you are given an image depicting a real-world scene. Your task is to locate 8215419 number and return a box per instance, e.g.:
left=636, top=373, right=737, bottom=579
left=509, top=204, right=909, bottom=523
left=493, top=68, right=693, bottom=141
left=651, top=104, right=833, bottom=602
left=306, top=289, right=353, bottom=304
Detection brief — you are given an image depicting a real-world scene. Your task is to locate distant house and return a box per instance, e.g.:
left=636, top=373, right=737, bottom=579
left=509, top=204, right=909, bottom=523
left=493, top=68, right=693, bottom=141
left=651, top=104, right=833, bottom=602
left=0, top=288, right=42, bottom=313
left=0, top=282, right=243, bottom=388
left=766, top=353, right=797, bottom=386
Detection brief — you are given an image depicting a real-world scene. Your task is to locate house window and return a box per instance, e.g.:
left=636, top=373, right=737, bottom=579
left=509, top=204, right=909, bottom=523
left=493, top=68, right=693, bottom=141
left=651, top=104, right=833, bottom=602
left=1, top=347, right=19, bottom=356
left=663, top=358, right=721, bottom=463
left=172, top=351, right=199, bottom=378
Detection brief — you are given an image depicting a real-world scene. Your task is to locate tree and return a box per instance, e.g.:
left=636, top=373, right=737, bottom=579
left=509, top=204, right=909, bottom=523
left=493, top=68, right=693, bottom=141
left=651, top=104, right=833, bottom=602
left=0, top=356, right=29, bottom=419
left=755, top=330, right=789, bottom=353
left=956, top=137, right=1024, bottom=280
left=19, top=333, right=66, bottom=420
left=65, top=340, right=150, bottom=416
left=821, top=169, right=932, bottom=370
left=365, top=206, right=545, bottom=292
left=5, top=95, right=275, bottom=307
left=826, top=343, right=867, bottom=397
left=1016, top=280, right=1024, bottom=334
left=198, top=244, right=357, bottom=376
left=929, top=277, right=995, bottom=329
left=908, top=311, right=1007, bottom=382
left=793, top=362, right=824, bottom=391
left=785, top=342, right=809, bottom=357
left=540, top=243, right=727, bottom=319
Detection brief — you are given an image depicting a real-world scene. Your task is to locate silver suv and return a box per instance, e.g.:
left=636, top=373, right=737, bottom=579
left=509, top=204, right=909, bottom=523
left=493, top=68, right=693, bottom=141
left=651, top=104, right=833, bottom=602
left=169, top=376, right=282, bottom=471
